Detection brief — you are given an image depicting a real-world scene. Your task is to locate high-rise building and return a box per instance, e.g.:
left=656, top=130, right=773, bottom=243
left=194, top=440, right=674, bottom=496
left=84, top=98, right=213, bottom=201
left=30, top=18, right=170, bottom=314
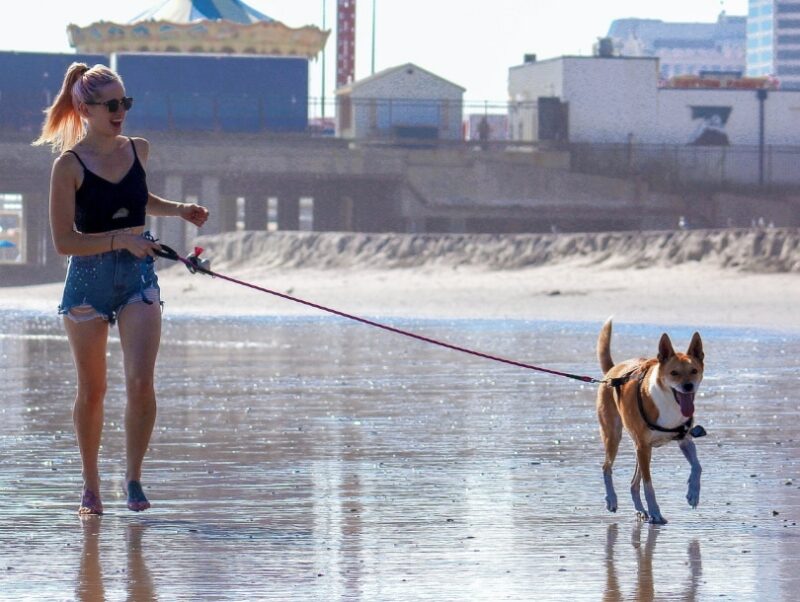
left=606, top=12, right=746, bottom=82
left=747, top=0, right=800, bottom=88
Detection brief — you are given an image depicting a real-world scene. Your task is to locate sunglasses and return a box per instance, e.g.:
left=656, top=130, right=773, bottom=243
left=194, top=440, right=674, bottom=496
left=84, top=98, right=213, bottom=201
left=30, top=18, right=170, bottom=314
left=85, top=96, right=134, bottom=112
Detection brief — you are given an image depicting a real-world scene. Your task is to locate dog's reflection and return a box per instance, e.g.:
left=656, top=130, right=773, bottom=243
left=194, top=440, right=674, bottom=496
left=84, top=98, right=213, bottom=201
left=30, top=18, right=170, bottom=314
left=76, top=517, right=158, bottom=601
left=604, top=523, right=702, bottom=602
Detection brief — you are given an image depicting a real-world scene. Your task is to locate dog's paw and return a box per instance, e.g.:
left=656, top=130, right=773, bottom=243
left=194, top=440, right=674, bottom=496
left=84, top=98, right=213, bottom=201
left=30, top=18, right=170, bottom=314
left=636, top=510, right=649, bottom=522
left=648, top=512, right=668, bottom=525
left=686, top=489, right=700, bottom=508
left=605, top=494, right=618, bottom=513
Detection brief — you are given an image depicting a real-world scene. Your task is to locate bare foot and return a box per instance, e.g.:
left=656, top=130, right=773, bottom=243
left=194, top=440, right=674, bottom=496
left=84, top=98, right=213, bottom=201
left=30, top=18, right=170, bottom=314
left=125, top=481, right=151, bottom=512
left=79, top=489, right=103, bottom=515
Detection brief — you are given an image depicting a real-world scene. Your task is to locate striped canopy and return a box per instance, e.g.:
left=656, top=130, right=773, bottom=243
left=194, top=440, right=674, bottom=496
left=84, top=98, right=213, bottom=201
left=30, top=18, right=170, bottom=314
left=129, top=0, right=274, bottom=24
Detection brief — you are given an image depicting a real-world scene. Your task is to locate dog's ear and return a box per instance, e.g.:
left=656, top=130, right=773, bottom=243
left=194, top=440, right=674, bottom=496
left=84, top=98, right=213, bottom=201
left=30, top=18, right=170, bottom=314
left=687, top=332, right=704, bottom=363
left=658, top=333, right=675, bottom=363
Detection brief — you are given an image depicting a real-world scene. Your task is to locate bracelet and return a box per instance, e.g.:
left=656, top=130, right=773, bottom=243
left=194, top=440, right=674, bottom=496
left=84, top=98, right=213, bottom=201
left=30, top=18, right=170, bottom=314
left=110, top=235, right=116, bottom=251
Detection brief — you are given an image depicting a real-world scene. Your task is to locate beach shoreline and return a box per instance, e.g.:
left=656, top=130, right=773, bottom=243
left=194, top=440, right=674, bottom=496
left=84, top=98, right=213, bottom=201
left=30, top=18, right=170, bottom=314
left=2, top=261, right=797, bottom=333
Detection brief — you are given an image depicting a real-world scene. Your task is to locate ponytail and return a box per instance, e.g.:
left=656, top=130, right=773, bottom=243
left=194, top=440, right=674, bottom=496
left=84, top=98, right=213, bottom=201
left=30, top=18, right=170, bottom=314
left=32, top=62, right=122, bottom=153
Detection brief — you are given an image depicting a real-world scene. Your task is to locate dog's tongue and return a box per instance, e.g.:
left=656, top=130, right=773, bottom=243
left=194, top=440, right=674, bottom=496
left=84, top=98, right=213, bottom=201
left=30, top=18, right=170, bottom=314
left=675, top=390, right=695, bottom=417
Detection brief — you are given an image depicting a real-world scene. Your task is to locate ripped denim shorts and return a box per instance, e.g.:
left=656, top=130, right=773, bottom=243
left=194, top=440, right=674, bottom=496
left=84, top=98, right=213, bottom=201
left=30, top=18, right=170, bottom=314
left=58, top=231, right=161, bottom=326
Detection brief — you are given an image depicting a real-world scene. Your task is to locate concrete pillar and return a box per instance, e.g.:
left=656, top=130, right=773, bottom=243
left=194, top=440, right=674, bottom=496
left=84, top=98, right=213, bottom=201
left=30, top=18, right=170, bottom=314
left=201, top=175, right=222, bottom=235
left=244, top=196, right=268, bottom=231
left=312, top=196, right=348, bottom=232
left=277, top=196, right=300, bottom=231
left=21, top=191, right=50, bottom=265
left=219, top=196, right=238, bottom=233
left=156, top=175, right=186, bottom=250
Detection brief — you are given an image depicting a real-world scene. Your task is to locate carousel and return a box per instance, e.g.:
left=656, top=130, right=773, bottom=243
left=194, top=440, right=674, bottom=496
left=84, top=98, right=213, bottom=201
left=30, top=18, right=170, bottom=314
left=67, top=0, right=329, bottom=59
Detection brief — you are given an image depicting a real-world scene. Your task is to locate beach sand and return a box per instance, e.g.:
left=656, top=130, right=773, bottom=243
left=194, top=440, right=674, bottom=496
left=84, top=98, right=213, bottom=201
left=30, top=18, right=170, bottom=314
left=2, top=229, right=800, bottom=601
left=3, top=228, right=798, bottom=332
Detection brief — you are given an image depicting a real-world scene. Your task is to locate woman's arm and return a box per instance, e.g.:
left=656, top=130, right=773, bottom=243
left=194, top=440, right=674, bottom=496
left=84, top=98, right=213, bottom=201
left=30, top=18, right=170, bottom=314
left=49, top=155, right=160, bottom=258
left=146, top=192, right=208, bottom=227
left=134, top=137, right=209, bottom=227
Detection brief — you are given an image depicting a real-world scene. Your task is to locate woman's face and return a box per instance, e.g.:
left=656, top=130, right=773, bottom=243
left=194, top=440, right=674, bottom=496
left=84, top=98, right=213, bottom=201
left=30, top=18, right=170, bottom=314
left=81, top=80, right=129, bottom=137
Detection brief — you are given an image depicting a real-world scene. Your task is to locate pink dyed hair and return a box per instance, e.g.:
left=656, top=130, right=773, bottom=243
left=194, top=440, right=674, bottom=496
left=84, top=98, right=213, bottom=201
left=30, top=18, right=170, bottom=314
left=32, top=62, right=123, bottom=153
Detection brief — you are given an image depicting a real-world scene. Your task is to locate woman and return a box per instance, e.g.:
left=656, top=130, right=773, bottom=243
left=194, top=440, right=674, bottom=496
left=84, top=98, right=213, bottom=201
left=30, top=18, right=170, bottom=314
left=33, top=62, right=209, bottom=515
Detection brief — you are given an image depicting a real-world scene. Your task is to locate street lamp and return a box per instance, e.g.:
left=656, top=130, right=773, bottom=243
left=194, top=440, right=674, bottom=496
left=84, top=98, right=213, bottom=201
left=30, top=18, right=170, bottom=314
left=757, top=88, right=768, bottom=186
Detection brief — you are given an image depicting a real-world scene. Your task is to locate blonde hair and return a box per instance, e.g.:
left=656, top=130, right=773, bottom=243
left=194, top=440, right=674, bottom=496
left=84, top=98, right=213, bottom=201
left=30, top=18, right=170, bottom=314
left=32, top=62, right=122, bottom=153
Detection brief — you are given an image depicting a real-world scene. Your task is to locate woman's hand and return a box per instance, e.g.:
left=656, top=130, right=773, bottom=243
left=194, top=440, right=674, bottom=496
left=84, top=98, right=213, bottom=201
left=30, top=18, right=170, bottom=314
left=116, top=233, right=161, bottom=259
left=179, top=203, right=210, bottom=227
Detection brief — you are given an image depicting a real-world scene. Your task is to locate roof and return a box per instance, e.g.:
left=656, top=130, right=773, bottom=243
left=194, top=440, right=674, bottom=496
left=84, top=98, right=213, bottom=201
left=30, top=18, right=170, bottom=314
left=337, top=63, right=466, bottom=94
left=129, top=0, right=274, bottom=24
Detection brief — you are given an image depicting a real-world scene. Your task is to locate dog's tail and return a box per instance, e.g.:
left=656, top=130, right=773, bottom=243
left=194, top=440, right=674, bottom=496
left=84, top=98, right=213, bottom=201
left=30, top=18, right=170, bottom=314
left=597, top=317, right=614, bottom=374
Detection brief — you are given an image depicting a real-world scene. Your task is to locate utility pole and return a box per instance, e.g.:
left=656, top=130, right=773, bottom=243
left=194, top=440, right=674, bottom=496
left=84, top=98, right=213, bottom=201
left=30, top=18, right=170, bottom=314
left=321, top=0, right=327, bottom=120
left=757, top=88, right=768, bottom=186
left=371, top=0, right=376, bottom=74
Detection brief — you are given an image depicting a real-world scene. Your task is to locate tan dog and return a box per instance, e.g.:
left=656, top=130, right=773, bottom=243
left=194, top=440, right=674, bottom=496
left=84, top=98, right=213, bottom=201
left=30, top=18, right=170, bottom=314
left=596, top=318, right=705, bottom=524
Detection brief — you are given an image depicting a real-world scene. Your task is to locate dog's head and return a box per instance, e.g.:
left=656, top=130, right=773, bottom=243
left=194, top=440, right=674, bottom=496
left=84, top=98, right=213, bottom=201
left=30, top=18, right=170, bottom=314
left=657, top=332, right=704, bottom=417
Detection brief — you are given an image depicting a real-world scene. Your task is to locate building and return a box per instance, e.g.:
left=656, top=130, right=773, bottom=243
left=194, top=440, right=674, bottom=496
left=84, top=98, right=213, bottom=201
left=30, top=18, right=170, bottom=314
left=508, top=54, right=799, bottom=146
left=747, top=0, right=800, bottom=89
left=335, top=63, right=465, bottom=141
left=606, top=12, right=746, bottom=82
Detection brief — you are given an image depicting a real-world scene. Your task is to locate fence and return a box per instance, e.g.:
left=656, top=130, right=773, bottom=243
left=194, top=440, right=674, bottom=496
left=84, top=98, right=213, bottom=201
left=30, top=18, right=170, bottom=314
left=568, top=142, right=800, bottom=188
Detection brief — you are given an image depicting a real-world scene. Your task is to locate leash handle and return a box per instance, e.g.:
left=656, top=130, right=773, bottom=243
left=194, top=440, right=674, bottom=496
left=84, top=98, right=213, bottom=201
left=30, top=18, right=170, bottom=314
left=153, top=243, right=180, bottom=261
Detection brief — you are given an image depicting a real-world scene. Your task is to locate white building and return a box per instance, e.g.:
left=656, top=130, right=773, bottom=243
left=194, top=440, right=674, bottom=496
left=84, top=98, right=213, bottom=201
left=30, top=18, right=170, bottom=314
left=508, top=54, right=800, bottom=146
left=747, top=0, right=800, bottom=89
left=335, top=63, right=464, bottom=140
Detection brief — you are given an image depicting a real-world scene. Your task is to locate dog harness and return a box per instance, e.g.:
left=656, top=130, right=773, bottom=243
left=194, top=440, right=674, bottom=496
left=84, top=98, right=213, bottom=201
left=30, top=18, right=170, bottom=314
left=608, top=366, right=706, bottom=440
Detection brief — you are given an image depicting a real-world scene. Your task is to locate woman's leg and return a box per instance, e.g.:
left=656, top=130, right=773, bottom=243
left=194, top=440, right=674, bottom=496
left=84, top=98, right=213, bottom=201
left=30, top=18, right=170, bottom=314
left=117, top=299, right=161, bottom=511
left=63, top=316, right=109, bottom=514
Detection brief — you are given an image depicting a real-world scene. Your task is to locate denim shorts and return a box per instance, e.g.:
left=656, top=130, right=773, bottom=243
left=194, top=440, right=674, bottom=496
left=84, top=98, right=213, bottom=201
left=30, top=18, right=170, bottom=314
left=58, top=234, right=161, bottom=326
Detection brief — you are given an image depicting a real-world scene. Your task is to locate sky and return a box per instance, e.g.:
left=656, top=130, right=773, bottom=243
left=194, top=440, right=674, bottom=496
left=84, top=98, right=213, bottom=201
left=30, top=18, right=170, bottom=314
left=0, top=0, right=749, bottom=103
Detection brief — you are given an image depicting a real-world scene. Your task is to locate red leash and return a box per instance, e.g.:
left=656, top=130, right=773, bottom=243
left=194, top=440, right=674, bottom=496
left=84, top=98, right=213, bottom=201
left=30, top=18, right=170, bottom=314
left=155, top=244, right=603, bottom=385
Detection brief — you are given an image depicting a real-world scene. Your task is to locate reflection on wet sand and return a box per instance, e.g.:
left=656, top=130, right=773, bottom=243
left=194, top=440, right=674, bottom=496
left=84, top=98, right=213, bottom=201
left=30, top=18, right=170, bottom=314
left=77, top=518, right=157, bottom=602
left=77, top=518, right=105, bottom=602
left=604, top=523, right=702, bottom=602
left=2, top=311, right=800, bottom=600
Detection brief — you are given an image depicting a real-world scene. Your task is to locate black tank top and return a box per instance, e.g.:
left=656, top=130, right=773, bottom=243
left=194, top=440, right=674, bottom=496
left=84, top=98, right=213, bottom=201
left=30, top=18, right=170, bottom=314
left=64, top=137, right=149, bottom=234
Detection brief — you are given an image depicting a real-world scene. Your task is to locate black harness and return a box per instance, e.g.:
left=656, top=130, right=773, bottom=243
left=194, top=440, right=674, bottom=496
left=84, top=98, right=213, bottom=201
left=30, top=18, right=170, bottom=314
left=608, top=365, right=706, bottom=440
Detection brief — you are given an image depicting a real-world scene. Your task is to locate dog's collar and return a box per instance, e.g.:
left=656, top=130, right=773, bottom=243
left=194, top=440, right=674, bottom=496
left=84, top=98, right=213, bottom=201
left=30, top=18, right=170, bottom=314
left=609, top=366, right=702, bottom=440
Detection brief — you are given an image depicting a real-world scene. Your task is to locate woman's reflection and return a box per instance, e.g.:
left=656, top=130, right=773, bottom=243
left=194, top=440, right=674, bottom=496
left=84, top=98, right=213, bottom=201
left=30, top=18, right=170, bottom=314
left=76, top=516, right=105, bottom=602
left=76, top=518, right=157, bottom=602
left=126, top=521, right=157, bottom=601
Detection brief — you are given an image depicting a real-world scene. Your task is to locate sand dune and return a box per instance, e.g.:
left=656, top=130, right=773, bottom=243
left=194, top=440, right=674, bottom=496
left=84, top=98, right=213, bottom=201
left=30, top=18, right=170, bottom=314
left=193, top=227, right=800, bottom=273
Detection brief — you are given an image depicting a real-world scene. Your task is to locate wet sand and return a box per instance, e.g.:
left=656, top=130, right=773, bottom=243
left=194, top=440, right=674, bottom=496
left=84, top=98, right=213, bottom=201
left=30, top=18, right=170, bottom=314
left=1, top=309, right=799, bottom=601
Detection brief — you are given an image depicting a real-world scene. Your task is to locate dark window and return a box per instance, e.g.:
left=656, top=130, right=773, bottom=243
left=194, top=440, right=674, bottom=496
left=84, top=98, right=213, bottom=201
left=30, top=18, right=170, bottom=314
left=778, top=34, right=800, bottom=43
left=778, top=49, right=800, bottom=58
left=777, top=65, right=800, bottom=74
left=778, top=3, right=800, bottom=13
left=777, top=18, right=800, bottom=27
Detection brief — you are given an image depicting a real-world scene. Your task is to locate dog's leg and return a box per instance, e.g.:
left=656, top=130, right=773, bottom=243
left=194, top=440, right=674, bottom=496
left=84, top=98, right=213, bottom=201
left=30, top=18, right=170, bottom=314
left=680, top=438, right=702, bottom=508
left=598, top=393, right=622, bottom=513
left=630, top=461, right=648, bottom=520
left=635, top=446, right=666, bottom=524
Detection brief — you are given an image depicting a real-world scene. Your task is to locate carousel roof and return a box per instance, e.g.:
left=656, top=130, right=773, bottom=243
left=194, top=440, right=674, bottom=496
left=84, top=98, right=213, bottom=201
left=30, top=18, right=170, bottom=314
left=67, top=0, right=329, bottom=59
left=129, top=0, right=274, bottom=25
